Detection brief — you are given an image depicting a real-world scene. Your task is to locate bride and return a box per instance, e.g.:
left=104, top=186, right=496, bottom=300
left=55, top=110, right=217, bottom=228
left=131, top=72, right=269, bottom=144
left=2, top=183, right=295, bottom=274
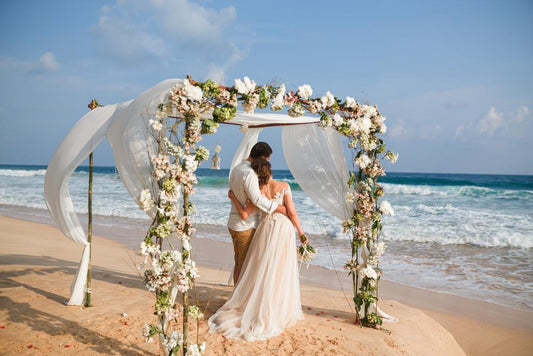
left=208, top=158, right=307, bottom=340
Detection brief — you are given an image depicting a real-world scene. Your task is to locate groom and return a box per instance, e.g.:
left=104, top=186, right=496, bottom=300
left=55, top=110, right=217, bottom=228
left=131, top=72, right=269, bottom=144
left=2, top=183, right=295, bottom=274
left=227, top=142, right=286, bottom=284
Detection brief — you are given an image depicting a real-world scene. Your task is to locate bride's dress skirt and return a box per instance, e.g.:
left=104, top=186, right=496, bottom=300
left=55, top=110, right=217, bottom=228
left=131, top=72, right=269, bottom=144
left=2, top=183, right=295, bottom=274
left=208, top=212, right=304, bottom=340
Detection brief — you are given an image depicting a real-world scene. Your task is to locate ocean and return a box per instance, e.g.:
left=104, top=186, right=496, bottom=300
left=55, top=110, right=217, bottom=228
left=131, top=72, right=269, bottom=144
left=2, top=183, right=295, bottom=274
left=0, top=164, right=531, bottom=311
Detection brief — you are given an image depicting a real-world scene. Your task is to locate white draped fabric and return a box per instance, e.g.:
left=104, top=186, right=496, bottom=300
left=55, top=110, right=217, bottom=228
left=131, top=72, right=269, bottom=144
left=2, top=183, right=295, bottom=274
left=282, top=125, right=352, bottom=221
left=229, top=128, right=263, bottom=171
left=44, top=79, right=182, bottom=305
left=106, top=79, right=183, bottom=218
left=225, top=112, right=318, bottom=128
left=282, top=125, right=398, bottom=323
left=44, top=104, right=119, bottom=305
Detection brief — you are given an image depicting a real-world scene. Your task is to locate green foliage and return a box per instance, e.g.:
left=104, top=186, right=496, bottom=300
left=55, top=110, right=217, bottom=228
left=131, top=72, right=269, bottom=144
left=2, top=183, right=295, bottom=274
left=147, top=324, right=161, bottom=338
left=372, top=220, right=382, bottom=236
left=348, top=171, right=357, bottom=187
left=258, top=86, right=271, bottom=109
left=373, top=184, right=384, bottom=198
left=155, top=291, right=170, bottom=315
left=162, top=178, right=175, bottom=192
left=212, top=104, right=237, bottom=122
left=184, top=201, right=195, bottom=216
left=359, top=290, right=378, bottom=304
left=196, top=79, right=220, bottom=97
left=152, top=221, right=172, bottom=238
left=353, top=294, right=364, bottom=309
left=362, top=313, right=383, bottom=328
left=201, top=119, right=219, bottom=134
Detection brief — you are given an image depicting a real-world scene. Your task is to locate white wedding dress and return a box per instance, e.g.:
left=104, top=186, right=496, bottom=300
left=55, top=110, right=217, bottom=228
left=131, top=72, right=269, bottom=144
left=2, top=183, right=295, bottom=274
left=208, top=187, right=304, bottom=340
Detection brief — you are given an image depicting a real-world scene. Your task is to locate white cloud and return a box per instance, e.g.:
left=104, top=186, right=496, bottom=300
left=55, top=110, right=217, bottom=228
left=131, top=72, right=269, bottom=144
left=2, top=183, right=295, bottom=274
left=92, top=4, right=167, bottom=62
left=37, top=52, right=60, bottom=71
left=478, top=106, right=530, bottom=136
left=0, top=52, right=60, bottom=74
left=513, top=105, right=530, bottom=122
left=454, top=124, right=465, bottom=138
left=388, top=120, right=406, bottom=137
left=92, top=0, right=245, bottom=78
left=479, top=106, right=504, bottom=135
left=152, top=0, right=236, bottom=48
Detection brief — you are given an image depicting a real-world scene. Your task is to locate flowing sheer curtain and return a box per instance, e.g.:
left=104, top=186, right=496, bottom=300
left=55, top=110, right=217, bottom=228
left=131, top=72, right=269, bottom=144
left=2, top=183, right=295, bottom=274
left=229, top=128, right=263, bottom=171
left=282, top=125, right=352, bottom=221
left=282, top=124, right=398, bottom=323
left=44, top=104, right=119, bottom=305
left=107, top=79, right=182, bottom=219
left=44, top=79, right=181, bottom=305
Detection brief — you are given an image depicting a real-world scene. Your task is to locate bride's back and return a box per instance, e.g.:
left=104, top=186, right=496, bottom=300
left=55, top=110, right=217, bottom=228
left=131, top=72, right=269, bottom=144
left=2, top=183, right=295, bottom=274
left=263, top=179, right=289, bottom=203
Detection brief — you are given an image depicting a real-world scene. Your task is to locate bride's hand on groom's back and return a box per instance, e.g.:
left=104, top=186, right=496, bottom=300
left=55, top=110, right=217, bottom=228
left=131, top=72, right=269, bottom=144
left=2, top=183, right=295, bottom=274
left=275, top=205, right=287, bottom=216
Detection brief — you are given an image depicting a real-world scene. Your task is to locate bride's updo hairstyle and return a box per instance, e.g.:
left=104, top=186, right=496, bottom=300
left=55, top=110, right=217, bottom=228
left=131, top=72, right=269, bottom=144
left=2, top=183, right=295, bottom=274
left=251, top=158, right=271, bottom=188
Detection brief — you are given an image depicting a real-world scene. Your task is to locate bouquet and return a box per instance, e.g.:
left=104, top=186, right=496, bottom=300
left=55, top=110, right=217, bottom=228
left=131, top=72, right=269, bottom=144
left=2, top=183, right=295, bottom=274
left=297, top=234, right=316, bottom=262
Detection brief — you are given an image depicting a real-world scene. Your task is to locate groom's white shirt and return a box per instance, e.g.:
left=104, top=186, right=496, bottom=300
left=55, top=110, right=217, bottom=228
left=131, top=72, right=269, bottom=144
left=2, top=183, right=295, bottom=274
left=227, top=160, right=278, bottom=231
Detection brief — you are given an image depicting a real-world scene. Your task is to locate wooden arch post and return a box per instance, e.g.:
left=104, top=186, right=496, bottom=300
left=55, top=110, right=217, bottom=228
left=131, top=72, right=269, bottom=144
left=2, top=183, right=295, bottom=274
left=84, top=98, right=99, bottom=307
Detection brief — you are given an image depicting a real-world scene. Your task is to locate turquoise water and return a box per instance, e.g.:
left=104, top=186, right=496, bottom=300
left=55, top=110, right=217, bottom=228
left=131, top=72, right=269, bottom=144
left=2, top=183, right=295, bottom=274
left=0, top=164, right=531, bottom=310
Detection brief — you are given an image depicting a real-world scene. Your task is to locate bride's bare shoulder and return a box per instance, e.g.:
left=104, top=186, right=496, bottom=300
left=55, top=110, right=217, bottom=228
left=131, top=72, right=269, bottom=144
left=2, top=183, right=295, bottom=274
left=269, top=180, right=289, bottom=192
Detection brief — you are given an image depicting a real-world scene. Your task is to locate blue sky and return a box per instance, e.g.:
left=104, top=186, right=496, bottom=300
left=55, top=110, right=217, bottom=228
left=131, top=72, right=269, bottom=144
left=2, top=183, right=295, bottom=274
left=1, top=0, right=532, bottom=174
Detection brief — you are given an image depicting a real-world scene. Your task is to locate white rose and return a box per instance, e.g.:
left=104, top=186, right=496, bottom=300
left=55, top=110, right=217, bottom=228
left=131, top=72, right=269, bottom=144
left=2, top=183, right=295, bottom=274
left=234, top=76, right=256, bottom=95
left=182, top=239, right=191, bottom=251
left=386, top=152, right=398, bottom=164
left=358, top=117, right=372, bottom=135
left=183, top=79, right=203, bottom=102
left=320, top=91, right=335, bottom=108
left=297, top=84, right=313, bottom=99
left=361, top=265, right=378, bottom=280
left=156, top=110, right=168, bottom=120
left=333, top=113, right=344, bottom=126
left=149, top=119, right=162, bottom=131
left=243, top=76, right=256, bottom=94
left=271, top=95, right=284, bottom=110
left=379, top=201, right=394, bottom=216
left=372, top=242, right=386, bottom=257
left=372, top=115, right=385, bottom=127
left=138, top=189, right=154, bottom=212
left=183, top=155, right=198, bottom=172
left=234, top=78, right=246, bottom=94
left=345, top=191, right=356, bottom=203
left=345, top=96, right=357, bottom=109
left=355, top=153, right=372, bottom=169
left=271, top=84, right=286, bottom=110
left=360, top=104, right=378, bottom=120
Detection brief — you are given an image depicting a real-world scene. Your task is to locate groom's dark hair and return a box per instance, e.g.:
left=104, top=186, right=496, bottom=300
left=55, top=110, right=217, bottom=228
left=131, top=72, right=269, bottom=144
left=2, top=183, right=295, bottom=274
left=249, top=142, right=272, bottom=159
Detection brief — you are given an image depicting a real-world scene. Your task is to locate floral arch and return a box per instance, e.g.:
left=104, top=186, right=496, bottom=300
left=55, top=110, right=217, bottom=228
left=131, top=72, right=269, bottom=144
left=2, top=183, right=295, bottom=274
left=44, top=77, right=397, bottom=355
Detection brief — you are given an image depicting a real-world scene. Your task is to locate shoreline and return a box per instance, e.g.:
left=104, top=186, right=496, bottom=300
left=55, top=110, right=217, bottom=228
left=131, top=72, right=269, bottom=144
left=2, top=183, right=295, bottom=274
left=1, top=203, right=531, bottom=316
left=0, top=214, right=532, bottom=355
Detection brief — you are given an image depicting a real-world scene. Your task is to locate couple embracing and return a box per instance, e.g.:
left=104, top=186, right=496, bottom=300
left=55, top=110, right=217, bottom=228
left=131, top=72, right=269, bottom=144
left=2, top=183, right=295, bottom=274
left=208, top=142, right=308, bottom=341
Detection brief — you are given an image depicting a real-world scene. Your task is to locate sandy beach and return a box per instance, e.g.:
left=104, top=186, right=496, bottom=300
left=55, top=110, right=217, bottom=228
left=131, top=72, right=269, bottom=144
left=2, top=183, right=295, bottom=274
left=1, top=215, right=532, bottom=355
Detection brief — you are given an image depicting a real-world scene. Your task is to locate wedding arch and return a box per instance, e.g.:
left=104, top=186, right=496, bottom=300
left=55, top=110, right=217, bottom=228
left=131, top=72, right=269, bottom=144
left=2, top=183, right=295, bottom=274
left=44, top=77, right=397, bottom=355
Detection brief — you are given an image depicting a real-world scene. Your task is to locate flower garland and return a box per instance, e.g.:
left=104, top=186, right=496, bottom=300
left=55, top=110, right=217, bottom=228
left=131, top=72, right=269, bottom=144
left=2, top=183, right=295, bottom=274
left=136, top=76, right=397, bottom=355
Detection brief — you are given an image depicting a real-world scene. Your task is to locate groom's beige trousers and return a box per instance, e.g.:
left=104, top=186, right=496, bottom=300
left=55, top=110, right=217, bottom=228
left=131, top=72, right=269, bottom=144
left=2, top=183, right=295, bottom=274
left=229, top=227, right=256, bottom=280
